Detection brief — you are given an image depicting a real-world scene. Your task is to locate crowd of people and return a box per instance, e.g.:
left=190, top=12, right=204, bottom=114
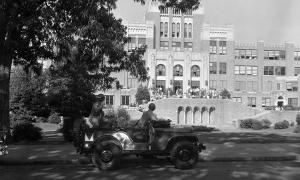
left=150, top=87, right=228, bottom=101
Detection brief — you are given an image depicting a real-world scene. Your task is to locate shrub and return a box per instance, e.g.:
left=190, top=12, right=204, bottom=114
left=240, top=119, right=255, bottom=129
left=12, top=123, right=42, bottom=142
left=240, top=118, right=270, bottom=130
left=251, top=120, right=263, bottom=130
left=290, top=122, right=295, bottom=127
left=35, top=117, right=48, bottom=123
left=10, top=108, right=35, bottom=127
left=261, top=119, right=272, bottom=129
left=274, top=120, right=290, bottom=129
left=296, top=113, right=300, bottom=125
left=192, top=125, right=218, bottom=132
left=48, top=112, right=61, bottom=124
left=115, top=108, right=131, bottom=128
left=294, top=126, right=300, bottom=133
left=135, top=86, right=150, bottom=105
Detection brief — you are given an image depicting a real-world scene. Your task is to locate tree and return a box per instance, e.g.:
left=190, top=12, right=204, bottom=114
left=219, top=89, right=231, bottom=99
left=135, top=86, right=150, bottom=105
left=10, top=66, right=49, bottom=118
left=0, top=0, right=201, bottom=133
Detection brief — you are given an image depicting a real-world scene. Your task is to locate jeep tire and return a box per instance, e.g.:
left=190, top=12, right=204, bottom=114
left=170, top=141, right=198, bottom=170
left=93, top=141, right=121, bottom=170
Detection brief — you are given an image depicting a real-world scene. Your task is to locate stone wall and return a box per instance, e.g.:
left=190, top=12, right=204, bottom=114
left=147, top=98, right=262, bottom=126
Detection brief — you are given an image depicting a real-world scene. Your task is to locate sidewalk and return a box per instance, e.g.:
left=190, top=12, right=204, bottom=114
left=1, top=142, right=299, bottom=165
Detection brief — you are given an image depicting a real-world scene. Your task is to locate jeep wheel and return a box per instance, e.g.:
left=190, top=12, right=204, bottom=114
left=170, top=141, right=198, bottom=170
left=93, top=141, right=121, bottom=170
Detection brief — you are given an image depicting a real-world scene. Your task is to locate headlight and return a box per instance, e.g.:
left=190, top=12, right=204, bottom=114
left=84, top=143, right=90, bottom=149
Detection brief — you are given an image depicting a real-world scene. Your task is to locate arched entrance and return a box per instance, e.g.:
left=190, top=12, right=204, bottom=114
left=177, top=106, right=185, bottom=125
left=201, top=106, right=208, bottom=124
left=209, top=107, right=216, bottom=124
left=186, top=106, right=193, bottom=124
left=277, top=96, right=284, bottom=108
left=193, top=106, right=201, bottom=124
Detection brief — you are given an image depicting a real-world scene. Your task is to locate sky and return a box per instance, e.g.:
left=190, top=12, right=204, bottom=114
left=113, top=0, right=300, bottom=45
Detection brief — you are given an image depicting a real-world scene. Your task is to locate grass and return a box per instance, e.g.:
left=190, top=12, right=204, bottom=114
left=33, top=123, right=61, bottom=132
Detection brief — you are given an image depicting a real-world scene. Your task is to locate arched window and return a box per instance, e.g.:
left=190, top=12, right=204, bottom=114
left=174, top=64, right=183, bottom=76
left=156, top=64, right=166, bottom=76
left=191, top=65, right=200, bottom=77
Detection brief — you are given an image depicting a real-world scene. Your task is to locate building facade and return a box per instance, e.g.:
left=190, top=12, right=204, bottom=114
left=100, top=0, right=300, bottom=109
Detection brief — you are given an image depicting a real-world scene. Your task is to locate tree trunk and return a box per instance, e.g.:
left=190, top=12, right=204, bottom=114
left=0, top=53, right=12, bottom=134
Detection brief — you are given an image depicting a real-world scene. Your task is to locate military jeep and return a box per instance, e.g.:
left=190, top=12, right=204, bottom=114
left=77, top=121, right=205, bottom=170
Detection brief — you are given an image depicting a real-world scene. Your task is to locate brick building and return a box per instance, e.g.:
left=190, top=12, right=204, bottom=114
left=100, top=0, right=300, bottom=109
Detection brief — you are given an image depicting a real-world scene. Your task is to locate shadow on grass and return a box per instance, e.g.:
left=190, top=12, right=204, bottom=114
left=197, top=132, right=300, bottom=144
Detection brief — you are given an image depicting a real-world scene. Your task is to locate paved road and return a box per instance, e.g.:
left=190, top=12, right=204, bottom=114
left=1, top=161, right=300, bottom=180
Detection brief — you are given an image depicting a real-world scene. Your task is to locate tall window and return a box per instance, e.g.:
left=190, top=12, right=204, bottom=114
left=160, top=41, right=169, bottom=50
left=209, top=80, right=217, bottom=89
left=160, top=22, right=164, bottom=37
left=184, top=42, right=192, bottom=51
left=127, top=37, right=136, bottom=51
left=234, top=81, right=246, bottom=91
left=105, top=95, right=114, bottom=106
left=247, top=97, right=256, bottom=107
left=220, top=80, right=227, bottom=89
left=219, top=63, right=227, bottom=74
left=233, top=97, right=242, bottom=103
left=286, top=82, right=298, bottom=92
left=288, top=98, right=298, bottom=107
left=235, top=49, right=257, bottom=59
left=156, top=64, right=166, bottom=76
left=295, top=67, right=300, bottom=76
left=264, top=66, right=285, bottom=76
left=210, top=40, right=217, bottom=54
left=121, top=95, right=130, bottom=106
left=264, top=66, right=274, bottom=75
left=262, top=97, right=271, bottom=107
left=209, top=62, right=217, bottom=74
left=264, top=50, right=285, bottom=60
left=173, top=64, right=183, bottom=76
left=172, top=42, right=181, bottom=51
left=164, top=22, right=168, bottom=37
left=184, top=23, right=187, bottom=38
left=247, top=81, right=258, bottom=92
left=275, top=66, right=286, bottom=76
left=191, top=65, right=200, bottom=77
left=138, top=38, right=146, bottom=47
left=294, top=51, right=300, bottom=61
left=188, top=23, right=192, bottom=38
left=176, top=23, right=180, bottom=38
left=219, top=41, right=227, bottom=55
left=234, top=65, right=246, bottom=75
left=172, top=23, right=175, bottom=37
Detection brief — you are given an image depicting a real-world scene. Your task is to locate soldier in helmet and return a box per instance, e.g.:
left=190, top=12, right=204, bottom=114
left=85, top=94, right=106, bottom=128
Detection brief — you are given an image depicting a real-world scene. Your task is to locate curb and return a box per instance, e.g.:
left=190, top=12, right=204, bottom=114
left=0, top=155, right=297, bottom=166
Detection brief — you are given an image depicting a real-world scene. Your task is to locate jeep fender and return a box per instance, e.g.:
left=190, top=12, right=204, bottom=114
left=94, top=132, right=133, bottom=151
left=93, top=135, right=122, bottom=151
